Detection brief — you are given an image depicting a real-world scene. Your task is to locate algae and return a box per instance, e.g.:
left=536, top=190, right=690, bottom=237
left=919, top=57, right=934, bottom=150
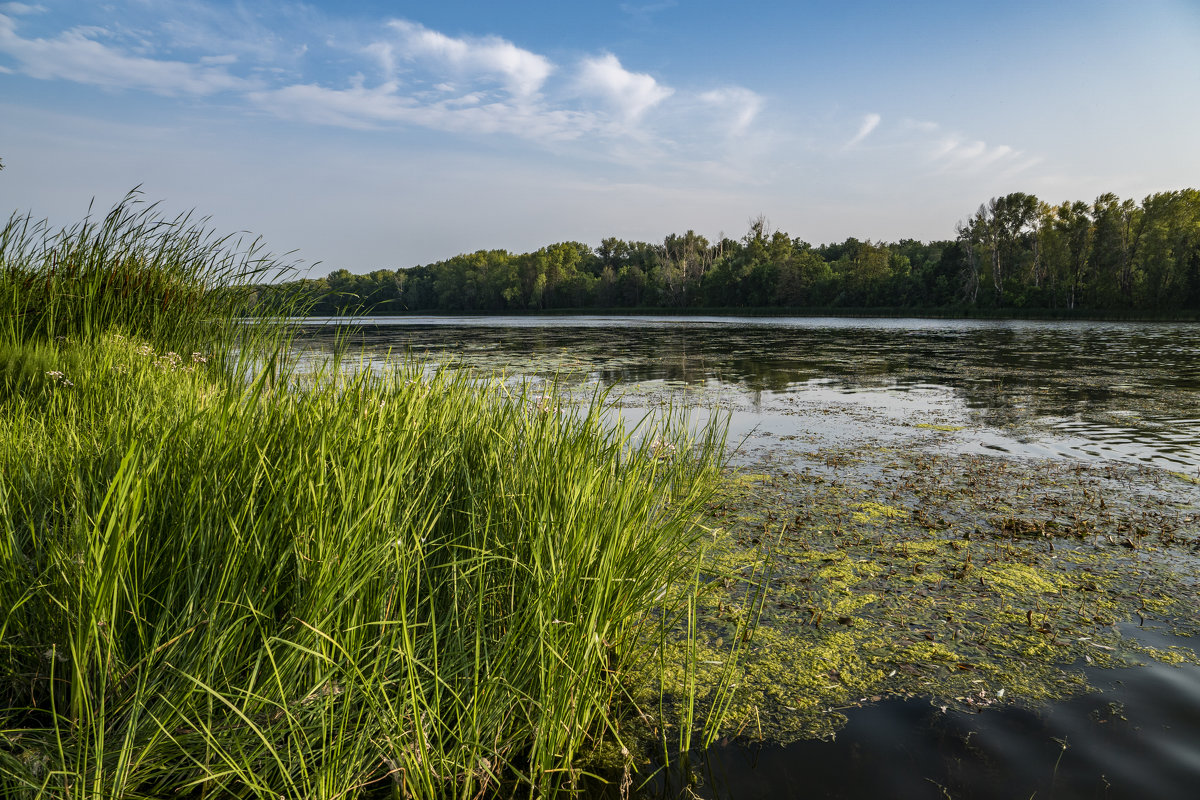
left=633, top=446, right=1200, bottom=748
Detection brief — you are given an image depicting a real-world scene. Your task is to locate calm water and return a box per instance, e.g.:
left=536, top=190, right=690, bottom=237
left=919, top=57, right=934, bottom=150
left=648, top=635, right=1200, bottom=800
left=295, top=315, right=1200, bottom=799
left=297, top=315, right=1200, bottom=472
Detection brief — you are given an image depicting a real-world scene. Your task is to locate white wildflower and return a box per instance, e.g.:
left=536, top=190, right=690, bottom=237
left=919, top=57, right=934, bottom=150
left=650, top=439, right=677, bottom=460
left=44, top=371, right=73, bottom=387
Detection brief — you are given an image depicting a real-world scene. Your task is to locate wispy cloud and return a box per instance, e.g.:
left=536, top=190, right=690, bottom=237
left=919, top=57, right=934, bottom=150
left=0, top=12, right=253, bottom=95
left=575, top=53, right=672, bottom=123
left=844, top=112, right=881, bottom=149
left=619, top=1, right=677, bottom=27
left=902, top=120, right=1037, bottom=176
left=698, top=87, right=763, bottom=137
left=0, top=3, right=44, bottom=15
left=247, top=74, right=601, bottom=144
left=932, top=135, right=1027, bottom=174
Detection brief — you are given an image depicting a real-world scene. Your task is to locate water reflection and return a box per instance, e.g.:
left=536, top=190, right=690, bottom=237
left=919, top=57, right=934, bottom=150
left=294, top=316, right=1200, bottom=470
left=639, top=642, right=1200, bottom=800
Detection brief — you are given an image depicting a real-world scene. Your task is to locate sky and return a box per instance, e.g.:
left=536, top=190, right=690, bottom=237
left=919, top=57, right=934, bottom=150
left=1, top=0, right=1198, bottom=275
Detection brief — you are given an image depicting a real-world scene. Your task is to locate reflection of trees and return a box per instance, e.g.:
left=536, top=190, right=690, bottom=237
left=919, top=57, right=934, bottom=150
left=291, top=323, right=1200, bottom=422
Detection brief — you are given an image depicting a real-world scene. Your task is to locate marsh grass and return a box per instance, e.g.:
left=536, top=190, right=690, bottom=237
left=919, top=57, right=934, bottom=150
left=0, top=197, right=728, bottom=798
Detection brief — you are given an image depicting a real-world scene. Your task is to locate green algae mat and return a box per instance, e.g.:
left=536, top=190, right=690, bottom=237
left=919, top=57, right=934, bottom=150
left=638, top=445, right=1200, bottom=746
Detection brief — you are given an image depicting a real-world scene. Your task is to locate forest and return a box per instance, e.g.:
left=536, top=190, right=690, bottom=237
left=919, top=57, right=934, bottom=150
left=256, top=189, right=1200, bottom=316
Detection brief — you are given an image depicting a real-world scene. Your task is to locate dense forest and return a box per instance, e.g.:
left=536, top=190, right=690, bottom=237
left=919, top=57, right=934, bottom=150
left=256, top=189, right=1200, bottom=316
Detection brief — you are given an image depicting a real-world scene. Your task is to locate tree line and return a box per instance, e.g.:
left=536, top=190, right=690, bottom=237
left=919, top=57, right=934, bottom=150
left=256, top=189, right=1200, bottom=316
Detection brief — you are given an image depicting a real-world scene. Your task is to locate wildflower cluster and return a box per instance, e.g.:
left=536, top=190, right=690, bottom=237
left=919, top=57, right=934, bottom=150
left=44, top=370, right=74, bottom=388
left=156, top=352, right=184, bottom=371
left=130, top=341, right=208, bottom=373
left=650, top=439, right=677, bottom=460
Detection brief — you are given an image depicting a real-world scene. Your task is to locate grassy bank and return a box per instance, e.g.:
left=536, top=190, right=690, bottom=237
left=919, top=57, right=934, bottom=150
left=0, top=197, right=728, bottom=798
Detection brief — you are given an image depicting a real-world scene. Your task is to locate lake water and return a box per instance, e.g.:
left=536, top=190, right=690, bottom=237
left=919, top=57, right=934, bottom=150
left=297, top=315, right=1200, bottom=472
left=295, top=315, right=1200, bottom=799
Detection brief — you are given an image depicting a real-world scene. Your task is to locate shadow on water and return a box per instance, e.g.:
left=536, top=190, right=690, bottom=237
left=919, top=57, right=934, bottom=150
left=616, top=633, right=1200, bottom=800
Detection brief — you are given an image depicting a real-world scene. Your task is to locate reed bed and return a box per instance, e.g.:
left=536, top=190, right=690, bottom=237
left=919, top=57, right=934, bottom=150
left=0, top=197, right=727, bottom=799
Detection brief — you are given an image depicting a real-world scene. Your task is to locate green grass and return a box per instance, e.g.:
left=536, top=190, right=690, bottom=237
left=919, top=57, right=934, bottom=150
left=0, top=196, right=728, bottom=798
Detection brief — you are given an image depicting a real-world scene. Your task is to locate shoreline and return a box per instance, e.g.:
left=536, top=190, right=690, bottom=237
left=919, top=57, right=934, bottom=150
left=283, top=307, right=1200, bottom=324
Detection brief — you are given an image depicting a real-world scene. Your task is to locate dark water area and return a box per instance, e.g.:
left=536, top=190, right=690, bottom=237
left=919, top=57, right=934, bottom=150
left=293, top=316, right=1200, bottom=799
left=648, top=639, right=1200, bottom=800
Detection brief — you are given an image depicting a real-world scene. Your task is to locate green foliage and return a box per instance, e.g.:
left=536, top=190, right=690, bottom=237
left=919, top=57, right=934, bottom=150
left=259, top=189, right=1200, bottom=317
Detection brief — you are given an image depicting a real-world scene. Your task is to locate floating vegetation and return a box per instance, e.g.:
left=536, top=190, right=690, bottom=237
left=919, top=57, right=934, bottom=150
left=1168, top=470, right=1200, bottom=486
left=631, top=445, right=1200, bottom=747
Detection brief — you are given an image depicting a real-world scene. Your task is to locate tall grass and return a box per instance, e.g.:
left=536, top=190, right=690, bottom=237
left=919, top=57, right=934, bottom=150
left=0, top=196, right=727, bottom=798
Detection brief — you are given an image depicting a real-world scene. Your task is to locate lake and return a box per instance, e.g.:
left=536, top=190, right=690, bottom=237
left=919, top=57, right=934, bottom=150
left=296, top=315, right=1200, bottom=472
left=297, top=315, right=1200, bottom=799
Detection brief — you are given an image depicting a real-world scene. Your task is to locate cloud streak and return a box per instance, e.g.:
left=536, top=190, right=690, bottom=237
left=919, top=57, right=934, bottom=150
left=0, top=12, right=252, bottom=95
left=844, top=112, right=881, bottom=149
left=248, top=79, right=597, bottom=141
left=931, top=134, right=1028, bottom=174
left=698, top=87, right=763, bottom=137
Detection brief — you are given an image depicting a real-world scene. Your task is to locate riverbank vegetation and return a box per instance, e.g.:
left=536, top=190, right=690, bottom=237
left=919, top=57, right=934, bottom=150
left=0, top=197, right=730, bottom=798
left=257, top=189, right=1200, bottom=317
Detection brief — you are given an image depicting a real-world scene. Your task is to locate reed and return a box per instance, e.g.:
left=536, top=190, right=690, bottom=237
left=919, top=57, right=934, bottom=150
left=0, top=196, right=727, bottom=798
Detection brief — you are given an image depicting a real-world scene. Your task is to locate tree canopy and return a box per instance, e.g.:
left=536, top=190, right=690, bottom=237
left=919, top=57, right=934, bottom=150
left=257, top=189, right=1200, bottom=317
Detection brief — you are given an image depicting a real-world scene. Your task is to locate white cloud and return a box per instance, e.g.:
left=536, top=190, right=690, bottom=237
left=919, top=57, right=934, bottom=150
left=576, top=53, right=673, bottom=122
left=844, top=112, right=881, bottom=148
left=932, top=137, right=1032, bottom=175
left=0, top=13, right=252, bottom=95
left=0, top=9, right=773, bottom=172
left=386, top=19, right=553, bottom=98
left=903, top=118, right=939, bottom=133
left=698, top=87, right=763, bottom=136
left=248, top=80, right=407, bottom=130
left=248, top=80, right=595, bottom=142
left=364, top=41, right=396, bottom=78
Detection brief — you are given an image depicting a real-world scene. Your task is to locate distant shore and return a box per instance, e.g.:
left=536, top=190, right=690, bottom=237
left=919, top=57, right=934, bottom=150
left=291, top=306, right=1200, bottom=323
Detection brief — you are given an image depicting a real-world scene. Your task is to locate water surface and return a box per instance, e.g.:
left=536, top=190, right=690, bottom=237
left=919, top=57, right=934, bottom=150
left=297, top=315, right=1200, bottom=471
left=295, top=316, right=1200, bottom=798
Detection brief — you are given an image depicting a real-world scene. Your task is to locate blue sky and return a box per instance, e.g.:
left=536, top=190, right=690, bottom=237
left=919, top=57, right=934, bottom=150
left=1, top=0, right=1198, bottom=274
